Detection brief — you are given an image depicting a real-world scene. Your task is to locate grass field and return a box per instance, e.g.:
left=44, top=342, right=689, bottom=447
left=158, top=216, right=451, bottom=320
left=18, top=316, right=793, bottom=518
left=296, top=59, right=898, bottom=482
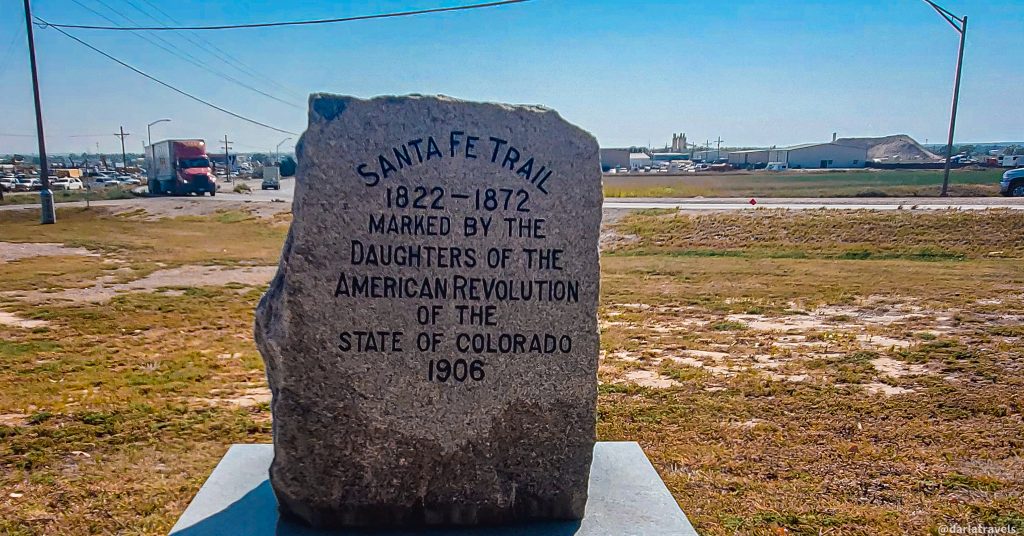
left=603, top=168, right=1006, bottom=198
left=1, top=205, right=1022, bottom=534
left=0, top=188, right=137, bottom=207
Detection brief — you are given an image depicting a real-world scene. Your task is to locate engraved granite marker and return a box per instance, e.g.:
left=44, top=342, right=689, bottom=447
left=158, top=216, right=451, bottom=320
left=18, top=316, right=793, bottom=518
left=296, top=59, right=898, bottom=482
left=255, top=94, right=602, bottom=528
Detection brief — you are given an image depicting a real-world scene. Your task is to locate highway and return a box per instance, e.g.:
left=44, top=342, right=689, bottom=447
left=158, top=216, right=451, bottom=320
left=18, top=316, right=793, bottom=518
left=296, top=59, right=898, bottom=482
left=207, top=179, right=1024, bottom=210
left=4, top=178, right=1024, bottom=212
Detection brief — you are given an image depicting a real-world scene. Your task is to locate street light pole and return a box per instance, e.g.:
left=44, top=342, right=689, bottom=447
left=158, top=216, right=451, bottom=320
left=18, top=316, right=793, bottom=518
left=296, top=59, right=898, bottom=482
left=923, top=0, right=967, bottom=197
left=22, top=0, right=55, bottom=224
left=276, top=137, right=292, bottom=163
left=147, top=118, right=171, bottom=146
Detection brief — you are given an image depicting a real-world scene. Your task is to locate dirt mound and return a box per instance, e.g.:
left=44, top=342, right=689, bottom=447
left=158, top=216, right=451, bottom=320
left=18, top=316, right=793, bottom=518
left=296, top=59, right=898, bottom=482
left=836, top=134, right=941, bottom=162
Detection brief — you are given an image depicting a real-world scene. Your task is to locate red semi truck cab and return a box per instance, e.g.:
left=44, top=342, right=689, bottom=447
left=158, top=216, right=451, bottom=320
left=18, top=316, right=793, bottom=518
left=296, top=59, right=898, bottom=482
left=145, top=139, right=217, bottom=196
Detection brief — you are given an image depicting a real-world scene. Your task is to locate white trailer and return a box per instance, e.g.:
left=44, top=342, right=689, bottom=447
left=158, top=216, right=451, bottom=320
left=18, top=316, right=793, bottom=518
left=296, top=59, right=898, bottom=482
left=1000, top=155, right=1024, bottom=168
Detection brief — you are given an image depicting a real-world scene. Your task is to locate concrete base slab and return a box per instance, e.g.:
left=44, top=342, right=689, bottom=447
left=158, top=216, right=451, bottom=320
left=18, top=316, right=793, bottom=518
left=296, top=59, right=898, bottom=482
left=170, top=442, right=697, bottom=535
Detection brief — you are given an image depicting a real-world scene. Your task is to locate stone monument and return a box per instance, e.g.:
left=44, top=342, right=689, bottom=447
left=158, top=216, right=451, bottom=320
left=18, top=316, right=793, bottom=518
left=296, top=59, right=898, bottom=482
left=254, top=94, right=602, bottom=528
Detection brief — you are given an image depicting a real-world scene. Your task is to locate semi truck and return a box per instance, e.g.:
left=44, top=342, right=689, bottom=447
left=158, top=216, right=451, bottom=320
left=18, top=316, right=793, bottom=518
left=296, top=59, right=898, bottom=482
left=145, top=139, right=217, bottom=196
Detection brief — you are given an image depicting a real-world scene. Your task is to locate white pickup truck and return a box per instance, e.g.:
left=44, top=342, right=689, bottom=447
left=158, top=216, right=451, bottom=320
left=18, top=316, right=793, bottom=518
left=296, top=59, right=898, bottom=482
left=52, top=178, right=84, bottom=190
left=1000, top=168, right=1024, bottom=197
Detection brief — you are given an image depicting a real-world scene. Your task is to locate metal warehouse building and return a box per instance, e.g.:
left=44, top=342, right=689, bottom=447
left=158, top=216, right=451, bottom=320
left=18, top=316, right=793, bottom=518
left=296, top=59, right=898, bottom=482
left=765, top=142, right=868, bottom=169
left=728, top=149, right=770, bottom=167
left=599, top=148, right=631, bottom=171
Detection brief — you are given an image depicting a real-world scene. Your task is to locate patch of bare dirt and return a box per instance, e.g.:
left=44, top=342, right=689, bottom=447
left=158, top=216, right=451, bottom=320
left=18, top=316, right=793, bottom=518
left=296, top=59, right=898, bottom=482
left=195, top=386, right=271, bottom=408
left=619, top=370, right=681, bottom=389
left=0, top=311, right=49, bottom=329
left=871, top=357, right=926, bottom=378
left=0, top=413, right=29, bottom=427
left=860, top=382, right=915, bottom=396
left=4, top=265, right=276, bottom=304
left=109, top=198, right=291, bottom=220
left=600, top=209, right=642, bottom=251
left=0, top=242, right=96, bottom=262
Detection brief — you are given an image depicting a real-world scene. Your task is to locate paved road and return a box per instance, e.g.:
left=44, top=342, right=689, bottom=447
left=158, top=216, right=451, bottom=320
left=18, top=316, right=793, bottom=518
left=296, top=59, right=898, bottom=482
left=3, top=178, right=1023, bottom=212
left=202, top=181, right=1024, bottom=210
left=213, top=178, right=295, bottom=201
left=213, top=181, right=1024, bottom=209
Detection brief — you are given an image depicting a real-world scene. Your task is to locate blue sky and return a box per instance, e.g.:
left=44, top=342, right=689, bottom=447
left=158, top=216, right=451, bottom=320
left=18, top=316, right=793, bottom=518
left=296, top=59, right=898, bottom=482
left=0, top=0, right=1021, bottom=154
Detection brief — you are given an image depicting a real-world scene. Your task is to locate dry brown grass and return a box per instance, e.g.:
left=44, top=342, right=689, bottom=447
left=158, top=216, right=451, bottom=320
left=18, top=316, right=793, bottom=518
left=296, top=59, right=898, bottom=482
left=603, top=168, right=1005, bottom=198
left=616, top=208, right=1024, bottom=260
left=1, top=205, right=1022, bottom=535
left=599, top=210, right=1024, bottom=534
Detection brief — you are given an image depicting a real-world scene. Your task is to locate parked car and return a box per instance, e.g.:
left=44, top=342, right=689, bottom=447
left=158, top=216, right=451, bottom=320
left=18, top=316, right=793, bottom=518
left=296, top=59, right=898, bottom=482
left=765, top=162, right=789, bottom=171
left=1001, top=168, right=1024, bottom=197
left=88, top=171, right=118, bottom=181
left=52, top=178, right=84, bottom=190
left=117, top=175, right=141, bottom=186
left=261, top=176, right=281, bottom=190
left=0, top=177, right=15, bottom=192
left=14, top=178, right=37, bottom=191
left=91, top=177, right=122, bottom=188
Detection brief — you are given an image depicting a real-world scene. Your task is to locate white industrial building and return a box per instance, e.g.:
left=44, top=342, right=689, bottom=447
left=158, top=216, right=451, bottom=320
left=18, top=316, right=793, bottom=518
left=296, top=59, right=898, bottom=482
left=629, top=152, right=652, bottom=170
left=764, top=142, right=867, bottom=169
left=692, top=150, right=726, bottom=162
left=600, top=148, right=655, bottom=171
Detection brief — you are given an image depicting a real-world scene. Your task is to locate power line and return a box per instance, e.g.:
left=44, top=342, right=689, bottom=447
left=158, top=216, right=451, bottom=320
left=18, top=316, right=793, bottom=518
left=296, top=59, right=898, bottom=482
left=131, top=0, right=305, bottom=100
left=0, top=132, right=112, bottom=138
left=0, top=25, right=24, bottom=73
left=119, top=0, right=305, bottom=103
left=39, top=21, right=297, bottom=135
left=66, top=0, right=302, bottom=109
left=38, top=0, right=528, bottom=31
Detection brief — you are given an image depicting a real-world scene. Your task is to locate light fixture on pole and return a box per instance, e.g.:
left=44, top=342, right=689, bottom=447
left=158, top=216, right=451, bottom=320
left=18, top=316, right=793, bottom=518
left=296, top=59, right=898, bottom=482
left=276, top=137, right=292, bottom=163
left=923, top=0, right=967, bottom=197
left=147, top=118, right=171, bottom=146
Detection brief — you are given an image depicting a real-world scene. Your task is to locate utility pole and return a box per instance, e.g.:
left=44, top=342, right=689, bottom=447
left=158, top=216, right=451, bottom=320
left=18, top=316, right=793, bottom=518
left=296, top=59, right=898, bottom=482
left=220, top=135, right=233, bottom=181
left=923, top=0, right=967, bottom=197
left=23, top=0, right=55, bottom=224
left=715, top=136, right=724, bottom=161
left=114, top=126, right=130, bottom=171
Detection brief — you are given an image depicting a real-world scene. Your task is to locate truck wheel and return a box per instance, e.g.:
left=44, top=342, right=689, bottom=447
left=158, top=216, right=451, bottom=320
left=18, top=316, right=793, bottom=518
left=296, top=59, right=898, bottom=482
left=1013, top=182, right=1024, bottom=197
left=210, top=190, right=216, bottom=197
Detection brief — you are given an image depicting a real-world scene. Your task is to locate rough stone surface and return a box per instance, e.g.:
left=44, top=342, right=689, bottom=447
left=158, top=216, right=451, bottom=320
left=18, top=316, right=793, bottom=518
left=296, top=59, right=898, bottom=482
left=255, top=94, right=602, bottom=529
